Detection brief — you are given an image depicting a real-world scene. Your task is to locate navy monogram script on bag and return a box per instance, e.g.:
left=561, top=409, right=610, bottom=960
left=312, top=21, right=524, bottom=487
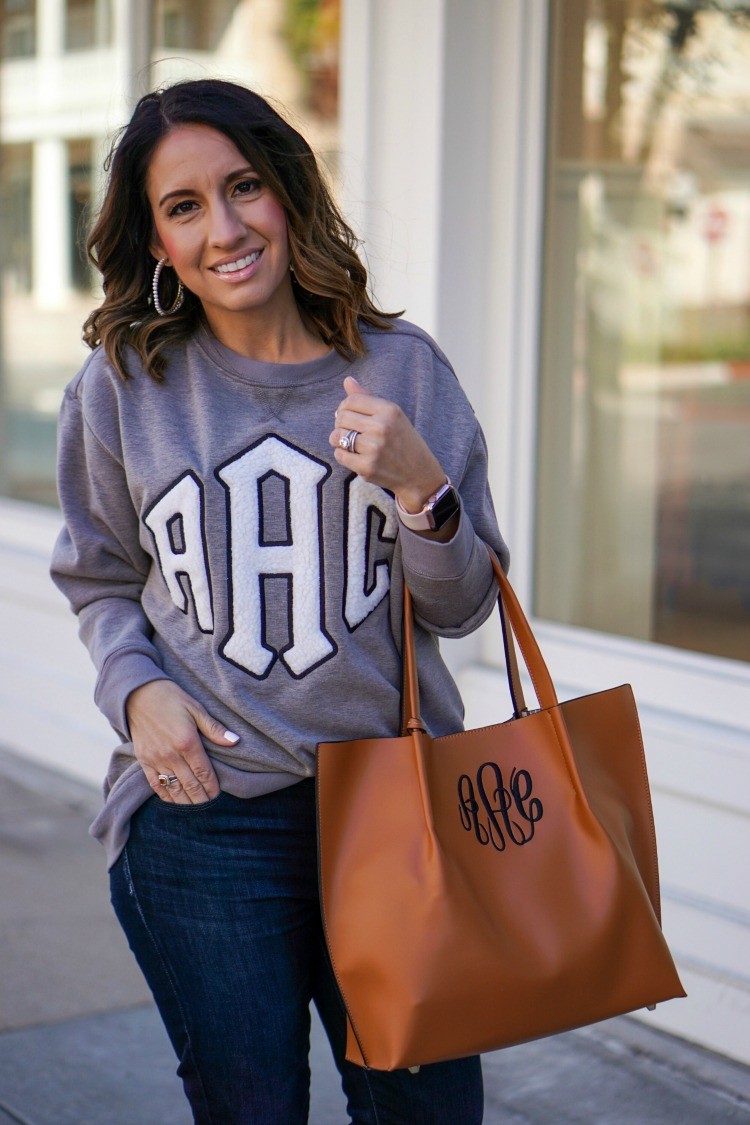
left=458, top=763, right=543, bottom=850
left=317, top=547, right=686, bottom=1072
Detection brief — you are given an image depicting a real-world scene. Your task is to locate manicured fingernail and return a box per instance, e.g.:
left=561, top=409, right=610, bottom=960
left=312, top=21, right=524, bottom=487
left=224, top=730, right=240, bottom=743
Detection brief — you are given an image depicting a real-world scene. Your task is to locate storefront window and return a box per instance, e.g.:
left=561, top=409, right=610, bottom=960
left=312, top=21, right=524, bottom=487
left=536, top=0, right=750, bottom=662
left=0, top=0, right=340, bottom=507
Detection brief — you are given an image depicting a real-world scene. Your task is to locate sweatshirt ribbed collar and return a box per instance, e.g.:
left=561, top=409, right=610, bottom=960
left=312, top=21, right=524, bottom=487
left=194, top=325, right=352, bottom=387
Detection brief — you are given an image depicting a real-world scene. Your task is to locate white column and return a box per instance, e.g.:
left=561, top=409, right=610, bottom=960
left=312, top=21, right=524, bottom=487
left=113, top=0, right=152, bottom=111
left=32, top=0, right=69, bottom=306
left=36, top=0, right=65, bottom=56
left=32, top=137, right=71, bottom=308
left=340, top=0, right=446, bottom=333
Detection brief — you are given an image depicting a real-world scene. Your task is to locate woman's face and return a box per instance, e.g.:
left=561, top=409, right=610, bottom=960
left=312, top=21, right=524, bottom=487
left=146, top=123, right=295, bottom=341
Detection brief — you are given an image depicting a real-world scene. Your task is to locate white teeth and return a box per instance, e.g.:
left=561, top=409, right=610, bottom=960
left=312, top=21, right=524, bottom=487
left=215, top=251, right=261, bottom=274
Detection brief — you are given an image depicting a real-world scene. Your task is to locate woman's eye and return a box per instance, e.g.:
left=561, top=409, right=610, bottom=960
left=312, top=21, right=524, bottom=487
left=168, top=200, right=196, bottom=217
left=234, top=178, right=262, bottom=196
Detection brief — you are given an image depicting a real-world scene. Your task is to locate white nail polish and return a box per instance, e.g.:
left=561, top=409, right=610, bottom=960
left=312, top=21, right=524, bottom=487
left=224, top=730, right=240, bottom=743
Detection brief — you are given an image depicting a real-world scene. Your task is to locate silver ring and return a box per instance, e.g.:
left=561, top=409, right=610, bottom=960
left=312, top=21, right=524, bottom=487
left=338, top=429, right=359, bottom=453
left=158, top=773, right=179, bottom=788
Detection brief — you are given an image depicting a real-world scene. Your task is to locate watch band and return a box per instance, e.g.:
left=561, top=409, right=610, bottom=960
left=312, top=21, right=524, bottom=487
left=396, top=479, right=460, bottom=532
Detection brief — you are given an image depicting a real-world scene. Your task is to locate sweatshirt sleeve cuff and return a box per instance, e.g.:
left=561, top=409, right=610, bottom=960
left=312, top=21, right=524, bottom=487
left=398, top=505, right=475, bottom=580
left=94, top=649, right=171, bottom=740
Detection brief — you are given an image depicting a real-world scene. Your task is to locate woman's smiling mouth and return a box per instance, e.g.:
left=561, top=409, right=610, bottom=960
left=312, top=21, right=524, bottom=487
left=212, top=249, right=263, bottom=279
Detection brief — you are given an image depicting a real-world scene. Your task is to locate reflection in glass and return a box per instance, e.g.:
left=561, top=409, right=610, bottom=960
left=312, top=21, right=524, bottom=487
left=65, top=0, right=111, bottom=51
left=152, top=0, right=241, bottom=52
left=0, top=0, right=340, bottom=507
left=2, top=1, right=36, bottom=59
left=536, top=0, right=750, bottom=662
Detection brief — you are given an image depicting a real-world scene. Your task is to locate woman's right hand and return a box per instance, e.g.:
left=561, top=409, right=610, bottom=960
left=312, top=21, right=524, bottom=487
left=125, top=680, right=240, bottom=804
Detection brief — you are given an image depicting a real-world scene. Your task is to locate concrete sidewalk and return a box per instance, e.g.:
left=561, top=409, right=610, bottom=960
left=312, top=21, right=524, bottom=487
left=1, top=745, right=748, bottom=1125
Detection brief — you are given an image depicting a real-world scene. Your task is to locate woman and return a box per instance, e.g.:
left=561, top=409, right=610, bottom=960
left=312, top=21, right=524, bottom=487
left=51, top=79, right=509, bottom=1124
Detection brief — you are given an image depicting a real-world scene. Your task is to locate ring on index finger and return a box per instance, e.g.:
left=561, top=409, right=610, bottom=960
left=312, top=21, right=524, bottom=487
left=339, top=429, right=360, bottom=454
left=158, top=773, right=180, bottom=788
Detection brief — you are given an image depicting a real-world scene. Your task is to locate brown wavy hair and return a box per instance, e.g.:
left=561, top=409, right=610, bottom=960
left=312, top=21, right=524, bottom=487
left=84, top=79, right=399, bottom=381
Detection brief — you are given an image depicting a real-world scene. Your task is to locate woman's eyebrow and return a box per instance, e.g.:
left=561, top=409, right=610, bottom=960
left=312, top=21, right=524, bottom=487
left=158, top=166, right=257, bottom=209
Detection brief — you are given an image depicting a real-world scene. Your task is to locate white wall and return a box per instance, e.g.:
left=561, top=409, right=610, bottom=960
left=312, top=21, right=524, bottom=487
left=340, top=0, right=446, bottom=336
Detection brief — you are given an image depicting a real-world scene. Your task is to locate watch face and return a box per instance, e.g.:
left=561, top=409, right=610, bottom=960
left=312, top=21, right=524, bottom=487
left=430, top=486, right=460, bottom=529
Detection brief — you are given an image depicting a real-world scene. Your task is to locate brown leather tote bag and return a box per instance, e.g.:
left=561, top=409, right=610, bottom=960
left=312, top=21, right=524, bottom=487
left=316, top=549, right=685, bottom=1071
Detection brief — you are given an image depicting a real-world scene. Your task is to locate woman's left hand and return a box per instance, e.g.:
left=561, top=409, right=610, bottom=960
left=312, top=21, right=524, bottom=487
left=330, top=375, right=447, bottom=516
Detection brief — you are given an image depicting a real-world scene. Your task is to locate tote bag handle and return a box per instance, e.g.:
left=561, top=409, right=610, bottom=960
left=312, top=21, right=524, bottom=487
left=401, top=547, right=559, bottom=736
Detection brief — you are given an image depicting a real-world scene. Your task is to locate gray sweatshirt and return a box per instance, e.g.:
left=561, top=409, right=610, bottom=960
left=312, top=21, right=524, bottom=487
left=50, top=319, right=509, bottom=867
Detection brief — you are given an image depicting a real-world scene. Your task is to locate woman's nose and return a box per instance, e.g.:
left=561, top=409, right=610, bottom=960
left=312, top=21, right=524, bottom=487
left=207, top=199, right=246, bottom=247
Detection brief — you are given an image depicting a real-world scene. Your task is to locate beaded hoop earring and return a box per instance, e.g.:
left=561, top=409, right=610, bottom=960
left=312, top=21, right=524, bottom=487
left=152, top=257, right=185, bottom=317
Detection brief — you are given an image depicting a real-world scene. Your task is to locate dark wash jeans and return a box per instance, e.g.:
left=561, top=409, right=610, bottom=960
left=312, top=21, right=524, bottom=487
left=110, top=779, right=484, bottom=1124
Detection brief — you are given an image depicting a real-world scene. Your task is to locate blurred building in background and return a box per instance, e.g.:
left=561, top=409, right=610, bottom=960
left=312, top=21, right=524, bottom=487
left=1, top=0, right=749, bottom=1069
left=0, top=0, right=339, bottom=503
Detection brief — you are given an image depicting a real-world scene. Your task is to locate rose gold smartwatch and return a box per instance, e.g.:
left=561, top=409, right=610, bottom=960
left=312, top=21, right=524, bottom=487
left=395, top=479, right=460, bottom=532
